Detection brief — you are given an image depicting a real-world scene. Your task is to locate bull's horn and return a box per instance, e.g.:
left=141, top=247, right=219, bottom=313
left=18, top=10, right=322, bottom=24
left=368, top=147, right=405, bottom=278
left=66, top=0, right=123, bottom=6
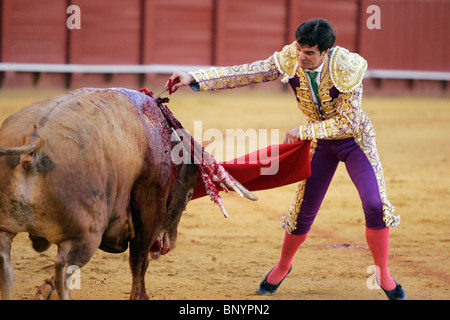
left=0, top=144, right=37, bottom=156
left=222, top=176, right=258, bottom=201
left=233, top=180, right=258, bottom=201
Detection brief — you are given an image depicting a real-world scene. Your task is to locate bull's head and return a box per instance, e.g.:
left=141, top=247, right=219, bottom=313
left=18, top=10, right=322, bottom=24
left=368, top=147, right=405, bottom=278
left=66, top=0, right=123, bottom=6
left=143, top=92, right=257, bottom=259
left=149, top=163, right=198, bottom=260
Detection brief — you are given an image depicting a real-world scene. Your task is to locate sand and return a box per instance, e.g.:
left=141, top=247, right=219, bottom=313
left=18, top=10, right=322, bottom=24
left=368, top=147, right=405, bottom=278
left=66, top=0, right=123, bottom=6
left=0, top=88, right=449, bottom=301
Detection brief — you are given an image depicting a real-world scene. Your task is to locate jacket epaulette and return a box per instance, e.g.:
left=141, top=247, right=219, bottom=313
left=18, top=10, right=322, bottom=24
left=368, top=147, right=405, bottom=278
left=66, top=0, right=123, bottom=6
left=273, top=41, right=298, bottom=83
left=329, top=46, right=367, bottom=93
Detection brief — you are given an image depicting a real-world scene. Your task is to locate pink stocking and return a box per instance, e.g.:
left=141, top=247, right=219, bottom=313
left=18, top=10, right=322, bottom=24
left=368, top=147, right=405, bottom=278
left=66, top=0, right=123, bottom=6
left=267, top=231, right=308, bottom=284
left=366, top=227, right=396, bottom=290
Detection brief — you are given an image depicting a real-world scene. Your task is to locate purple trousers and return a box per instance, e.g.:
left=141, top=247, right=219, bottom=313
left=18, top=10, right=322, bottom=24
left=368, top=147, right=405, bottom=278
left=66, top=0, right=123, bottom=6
left=292, top=137, right=387, bottom=235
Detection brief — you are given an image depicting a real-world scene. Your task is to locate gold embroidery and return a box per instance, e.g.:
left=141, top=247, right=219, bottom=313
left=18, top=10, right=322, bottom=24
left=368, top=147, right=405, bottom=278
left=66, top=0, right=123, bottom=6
left=189, top=56, right=279, bottom=91
left=273, top=41, right=298, bottom=83
left=330, top=46, right=367, bottom=93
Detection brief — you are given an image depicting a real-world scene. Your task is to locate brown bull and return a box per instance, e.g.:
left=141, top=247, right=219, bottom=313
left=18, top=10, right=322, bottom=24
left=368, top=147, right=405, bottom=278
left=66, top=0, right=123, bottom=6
left=0, top=88, right=199, bottom=300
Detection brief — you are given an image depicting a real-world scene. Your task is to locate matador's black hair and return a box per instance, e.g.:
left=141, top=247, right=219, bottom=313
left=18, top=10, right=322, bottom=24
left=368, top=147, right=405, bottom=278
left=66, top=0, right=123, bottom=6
left=295, top=18, right=336, bottom=53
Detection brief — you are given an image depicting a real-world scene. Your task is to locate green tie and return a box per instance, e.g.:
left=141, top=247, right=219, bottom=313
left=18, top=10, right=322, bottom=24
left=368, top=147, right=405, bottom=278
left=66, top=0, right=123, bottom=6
left=307, top=71, right=321, bottom=106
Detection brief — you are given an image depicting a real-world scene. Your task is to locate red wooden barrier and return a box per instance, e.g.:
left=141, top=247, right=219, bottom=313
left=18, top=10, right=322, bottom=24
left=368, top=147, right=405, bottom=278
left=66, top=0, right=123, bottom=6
left=0, top=0, right=448, bottom=94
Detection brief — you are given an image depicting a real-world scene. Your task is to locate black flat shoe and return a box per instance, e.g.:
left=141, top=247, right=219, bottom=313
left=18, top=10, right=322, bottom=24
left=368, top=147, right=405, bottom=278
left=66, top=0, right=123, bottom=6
left=380, top=281, right=407, bottom=300
left=256, top=266, right=292, bottom=296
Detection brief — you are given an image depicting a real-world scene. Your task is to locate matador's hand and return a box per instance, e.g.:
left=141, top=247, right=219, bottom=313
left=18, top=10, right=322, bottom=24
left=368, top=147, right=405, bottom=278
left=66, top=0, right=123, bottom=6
left=165, top=71, right=195, bottom=93
left=283, top=127, right=301, bottom=144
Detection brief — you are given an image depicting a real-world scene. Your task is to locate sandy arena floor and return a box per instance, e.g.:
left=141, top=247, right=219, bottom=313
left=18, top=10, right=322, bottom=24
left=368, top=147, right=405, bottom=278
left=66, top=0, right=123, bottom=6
left=0, top=88, right=449, bottom=301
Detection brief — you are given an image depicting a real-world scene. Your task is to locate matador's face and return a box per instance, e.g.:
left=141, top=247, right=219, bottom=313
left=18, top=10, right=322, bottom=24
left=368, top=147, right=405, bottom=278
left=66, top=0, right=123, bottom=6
left=296, top=43, right=329, bottom=70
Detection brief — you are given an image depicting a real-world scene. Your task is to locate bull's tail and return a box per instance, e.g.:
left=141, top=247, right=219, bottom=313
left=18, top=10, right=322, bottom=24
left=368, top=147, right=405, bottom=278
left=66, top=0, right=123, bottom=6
left=0, top=144, right=37, bottom=156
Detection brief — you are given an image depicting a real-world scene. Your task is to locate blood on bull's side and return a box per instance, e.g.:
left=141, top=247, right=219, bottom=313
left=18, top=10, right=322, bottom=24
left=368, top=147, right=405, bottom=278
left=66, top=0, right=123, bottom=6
left=0, top=87, right=255, bottom=300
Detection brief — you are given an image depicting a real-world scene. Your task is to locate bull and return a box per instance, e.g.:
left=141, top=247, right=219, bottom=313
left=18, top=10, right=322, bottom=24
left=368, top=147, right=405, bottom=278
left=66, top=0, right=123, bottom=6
left=0, top=87, right=251, bottom=300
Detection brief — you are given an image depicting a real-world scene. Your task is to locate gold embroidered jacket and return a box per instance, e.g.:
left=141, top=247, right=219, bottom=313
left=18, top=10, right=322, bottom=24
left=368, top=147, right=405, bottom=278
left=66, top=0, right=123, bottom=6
left=189, top=43, right=401, bottom=229
left=189, top=42, right=368, bottom=143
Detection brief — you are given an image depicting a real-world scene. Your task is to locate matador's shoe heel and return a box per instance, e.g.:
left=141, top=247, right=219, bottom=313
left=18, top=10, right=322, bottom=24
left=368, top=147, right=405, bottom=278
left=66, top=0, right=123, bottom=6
left=377, top=279, right=407, bottom=300
left=380, top=281, right=407, bottom=300
left=256, top=266, right=292, bottom=296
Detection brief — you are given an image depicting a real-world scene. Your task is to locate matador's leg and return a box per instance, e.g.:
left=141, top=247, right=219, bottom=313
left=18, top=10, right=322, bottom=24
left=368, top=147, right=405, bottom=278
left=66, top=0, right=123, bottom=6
left=281, top=140, right=340, bottom=234
left=348, top=135, right=405, bottom=298
left=353, top=130, right=400, bottom=228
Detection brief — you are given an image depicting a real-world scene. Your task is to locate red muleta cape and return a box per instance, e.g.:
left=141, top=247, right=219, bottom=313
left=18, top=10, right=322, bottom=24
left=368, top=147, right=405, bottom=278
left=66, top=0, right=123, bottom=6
left=192, top=140, right=311, bottom=199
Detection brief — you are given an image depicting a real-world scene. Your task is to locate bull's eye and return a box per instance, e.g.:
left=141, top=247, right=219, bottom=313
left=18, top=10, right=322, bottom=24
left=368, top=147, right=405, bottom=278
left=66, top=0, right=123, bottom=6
left=186, top=188, right=194, bottom=202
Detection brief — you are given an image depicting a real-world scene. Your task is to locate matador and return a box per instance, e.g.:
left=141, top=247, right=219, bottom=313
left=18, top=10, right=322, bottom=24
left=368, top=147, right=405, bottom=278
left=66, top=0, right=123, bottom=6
left=167, top=18, right=405, bottom=300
